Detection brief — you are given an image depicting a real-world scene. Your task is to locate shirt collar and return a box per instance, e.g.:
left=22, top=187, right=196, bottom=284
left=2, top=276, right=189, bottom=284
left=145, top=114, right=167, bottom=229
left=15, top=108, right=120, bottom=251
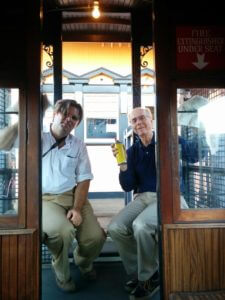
left=137, top=131, right=155, bottom=149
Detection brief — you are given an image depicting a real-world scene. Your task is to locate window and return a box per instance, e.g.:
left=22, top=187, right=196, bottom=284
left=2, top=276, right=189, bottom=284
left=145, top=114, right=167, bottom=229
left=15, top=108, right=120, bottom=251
left=84, top=94, right=119, bottom=143
left=0, top=86, right=27, bottom=228
left=177, top=88, right=225, bottom=210
left=87, top=118, right=116, bottom=139
left=0, top=88, right=19, bottom=216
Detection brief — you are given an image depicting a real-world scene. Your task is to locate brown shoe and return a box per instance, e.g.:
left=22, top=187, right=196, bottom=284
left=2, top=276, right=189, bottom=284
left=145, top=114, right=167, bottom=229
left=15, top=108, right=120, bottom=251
left=129, top=271, right=160, bottom=299
left=55, top=277, right=76, bottom=292
left=51, top=261, right=76, bottom=292
left=124, top=278, right=138, bottom=293
left=82, top=268, right=97, bottom=281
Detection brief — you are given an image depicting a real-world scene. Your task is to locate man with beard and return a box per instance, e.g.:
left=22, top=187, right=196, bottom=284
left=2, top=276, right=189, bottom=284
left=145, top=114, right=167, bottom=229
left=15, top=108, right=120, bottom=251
left=42, top=99, right=106, bottom=292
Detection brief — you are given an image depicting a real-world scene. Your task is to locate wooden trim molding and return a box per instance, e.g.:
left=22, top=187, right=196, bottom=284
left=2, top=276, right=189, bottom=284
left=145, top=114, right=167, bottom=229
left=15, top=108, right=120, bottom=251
left=0, top=228, right=36, bottom=235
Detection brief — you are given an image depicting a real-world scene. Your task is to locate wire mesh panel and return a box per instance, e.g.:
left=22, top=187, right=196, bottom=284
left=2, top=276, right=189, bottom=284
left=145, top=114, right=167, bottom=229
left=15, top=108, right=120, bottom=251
left=0, top=88, right=19, bottom=215
left=178, top=88, right=225, bottom=209
left=42, top=244, right=52, bottom=264
left=0, top=171, right=18, bottom=213
left=185, top=167, right=225, bottom=208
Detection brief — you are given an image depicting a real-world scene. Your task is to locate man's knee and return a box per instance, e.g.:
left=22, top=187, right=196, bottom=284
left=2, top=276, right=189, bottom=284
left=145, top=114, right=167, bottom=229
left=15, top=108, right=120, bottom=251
left=108, top=221, right=118, bottom=237
left=132, top=218, right=157, bottom=239
left=79, top=226, right=106, bottom=249
left=91, top=227, right=106, bottom=246
left=108, top=221, right=127, bottom=239
left=132, top=218, right=146, bottom=236
left=43, top=222, right=75, bottom=241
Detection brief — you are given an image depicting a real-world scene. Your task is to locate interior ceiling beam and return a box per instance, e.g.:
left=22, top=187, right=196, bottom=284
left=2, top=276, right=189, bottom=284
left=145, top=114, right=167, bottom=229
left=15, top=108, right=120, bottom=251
left=48, top=4, right=131, bottom=14
left=62, top=32, right=131, bottom=43
left=63, top=16, right=130, bottom=25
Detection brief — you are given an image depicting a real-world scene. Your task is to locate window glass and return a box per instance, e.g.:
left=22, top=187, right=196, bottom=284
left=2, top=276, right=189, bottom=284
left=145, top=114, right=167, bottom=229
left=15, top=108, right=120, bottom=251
left=87, top=118, right=116, bottom=139
left=84, top=94, right=119, bottom=143
left=0, top=88, right=19, bottom=215
left=177, top=88, right=225, bottom=209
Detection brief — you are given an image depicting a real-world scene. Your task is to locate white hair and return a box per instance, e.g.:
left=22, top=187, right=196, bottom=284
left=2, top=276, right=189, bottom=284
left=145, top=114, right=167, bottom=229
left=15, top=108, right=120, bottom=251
left=128, top=107, right=152, bottom=122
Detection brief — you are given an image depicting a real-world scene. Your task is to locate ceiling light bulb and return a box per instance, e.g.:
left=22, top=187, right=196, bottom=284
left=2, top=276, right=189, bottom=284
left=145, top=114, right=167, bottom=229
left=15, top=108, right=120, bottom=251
left=92, top=1, right=100, bottom=19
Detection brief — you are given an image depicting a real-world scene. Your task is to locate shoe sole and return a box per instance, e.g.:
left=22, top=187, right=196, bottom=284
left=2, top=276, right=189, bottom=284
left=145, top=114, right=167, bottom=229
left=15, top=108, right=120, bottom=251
left=150, top=285, right=160, bottom=297
left=124, top=280, right=139, bottom=293
left=129, top=295, right=150, bottom=300
left=129, top=285, right=160, bottom=300
left=125, top=286, right=138, bottom=293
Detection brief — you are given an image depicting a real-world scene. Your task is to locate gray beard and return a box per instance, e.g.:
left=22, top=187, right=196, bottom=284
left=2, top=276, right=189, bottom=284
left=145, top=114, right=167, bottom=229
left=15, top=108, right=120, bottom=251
left=51, top=123, right=68, bottom=139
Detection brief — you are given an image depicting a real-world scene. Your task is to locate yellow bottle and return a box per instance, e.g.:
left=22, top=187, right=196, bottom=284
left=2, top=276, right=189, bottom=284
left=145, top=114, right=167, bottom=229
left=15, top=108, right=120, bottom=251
left=115, top=141, right=127, bottom=165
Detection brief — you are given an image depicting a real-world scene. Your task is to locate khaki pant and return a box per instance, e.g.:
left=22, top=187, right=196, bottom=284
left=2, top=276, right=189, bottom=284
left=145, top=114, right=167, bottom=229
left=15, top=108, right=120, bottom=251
left=108, top=192, right=158, bottom=281
left=108, top=192, right=188, bottom=281
left=42, top=190, right=106, bottom=282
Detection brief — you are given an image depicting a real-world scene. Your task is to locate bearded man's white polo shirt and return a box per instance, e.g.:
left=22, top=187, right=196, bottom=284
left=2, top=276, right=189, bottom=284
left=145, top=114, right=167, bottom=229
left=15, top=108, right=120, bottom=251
left=42, top=128, right=93, bottom=194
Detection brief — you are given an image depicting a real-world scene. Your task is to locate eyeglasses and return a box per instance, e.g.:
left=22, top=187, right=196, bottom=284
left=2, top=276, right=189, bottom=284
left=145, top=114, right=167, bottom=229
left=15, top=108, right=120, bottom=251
left=71, top=115, right=80, bottom=122
left=61, top=112, right=80, bottom=122
left=130, top=114, right=149, bottom=125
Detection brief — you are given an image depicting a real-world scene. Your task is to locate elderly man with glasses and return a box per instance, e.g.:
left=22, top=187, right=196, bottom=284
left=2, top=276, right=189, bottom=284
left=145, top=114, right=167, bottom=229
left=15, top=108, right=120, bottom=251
left=108, top=106, right=203, bottom=299
left=42, top=99, right=106, bottom=293
left=108, top=107, right=160, bottom=299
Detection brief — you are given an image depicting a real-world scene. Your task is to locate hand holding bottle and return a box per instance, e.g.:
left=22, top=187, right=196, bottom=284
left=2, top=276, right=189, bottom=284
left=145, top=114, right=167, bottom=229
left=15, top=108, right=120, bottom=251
left=111, top=139, right=127, bottom=171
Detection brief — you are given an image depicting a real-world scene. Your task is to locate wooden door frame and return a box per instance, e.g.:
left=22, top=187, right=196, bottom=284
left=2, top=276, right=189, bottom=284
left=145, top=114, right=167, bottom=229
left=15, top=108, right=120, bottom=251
left=153, top=0, right=225, bottom=298
left=0, top=1, right=42, bottom=299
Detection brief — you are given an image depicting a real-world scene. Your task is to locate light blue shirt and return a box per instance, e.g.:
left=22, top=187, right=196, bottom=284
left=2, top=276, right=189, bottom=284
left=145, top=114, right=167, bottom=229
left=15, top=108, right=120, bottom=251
left=42, top=129, right=93, bottom=194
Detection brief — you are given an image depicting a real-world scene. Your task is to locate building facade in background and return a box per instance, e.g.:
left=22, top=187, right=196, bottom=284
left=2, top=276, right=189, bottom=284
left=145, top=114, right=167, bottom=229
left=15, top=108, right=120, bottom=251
left=41, top=67, right=156, bottom=197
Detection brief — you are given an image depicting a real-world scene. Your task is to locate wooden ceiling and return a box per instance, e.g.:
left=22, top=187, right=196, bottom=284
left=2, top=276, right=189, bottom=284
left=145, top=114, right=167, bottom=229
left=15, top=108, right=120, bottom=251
left=44, top=0, right=152, bottom=43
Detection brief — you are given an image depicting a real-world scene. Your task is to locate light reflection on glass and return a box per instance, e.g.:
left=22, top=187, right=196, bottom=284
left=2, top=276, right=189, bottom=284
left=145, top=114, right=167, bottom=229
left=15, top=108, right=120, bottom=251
left=0, top=88, right=19, bottom=215
left=177, top=88, right=225, bottom=209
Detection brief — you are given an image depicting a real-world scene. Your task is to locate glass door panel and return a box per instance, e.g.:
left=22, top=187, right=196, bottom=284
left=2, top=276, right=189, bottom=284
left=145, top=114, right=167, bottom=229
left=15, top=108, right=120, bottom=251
left=0, top=88, right=19, bottom=216
left=177, top=88, right=225, bottom=210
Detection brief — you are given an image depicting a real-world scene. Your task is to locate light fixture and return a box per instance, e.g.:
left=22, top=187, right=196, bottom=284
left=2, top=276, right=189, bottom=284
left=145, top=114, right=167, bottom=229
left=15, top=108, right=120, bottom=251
left=92, top=1, right=100, bottom=19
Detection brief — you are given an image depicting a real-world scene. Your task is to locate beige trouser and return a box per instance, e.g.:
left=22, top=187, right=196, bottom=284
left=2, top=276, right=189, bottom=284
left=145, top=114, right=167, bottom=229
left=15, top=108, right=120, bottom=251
left=108, top=192, right=188, bottom=281
left=108, top=192, right=158, bottom=281
left=42, top=190, right=106, bottom=282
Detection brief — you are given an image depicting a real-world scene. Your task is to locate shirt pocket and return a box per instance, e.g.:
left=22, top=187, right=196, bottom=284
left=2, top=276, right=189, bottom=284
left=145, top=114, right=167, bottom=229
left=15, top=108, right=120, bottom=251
left=61, top=155, right=78, bottom=175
